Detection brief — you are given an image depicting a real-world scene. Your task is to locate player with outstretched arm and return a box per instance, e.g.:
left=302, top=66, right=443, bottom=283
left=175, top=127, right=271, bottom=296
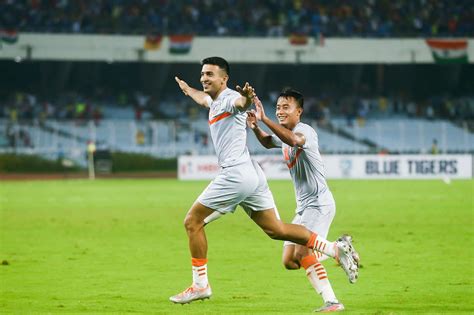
left=247, top=88, right=360, bottom=312
left=170, top=57, right=358, bottom=309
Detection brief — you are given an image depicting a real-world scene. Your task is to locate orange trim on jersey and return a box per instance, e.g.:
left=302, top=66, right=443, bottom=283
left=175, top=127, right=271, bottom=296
left=209, top=112, right=232, bottom=125
left=286, top=148, right=303, bottom=169
left=283, top=147, right=290, bottom=161
left=319, top=276, right=328, bottom=280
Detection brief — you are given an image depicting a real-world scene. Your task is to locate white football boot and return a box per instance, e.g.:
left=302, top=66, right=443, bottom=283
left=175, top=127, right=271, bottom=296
left=338, top=234, right=360, bottom=267
left=169, top=285, right=212, bottom=304
left=315, top=301, right=345, bottom=312
left=335, top=236, right=359, bottom=283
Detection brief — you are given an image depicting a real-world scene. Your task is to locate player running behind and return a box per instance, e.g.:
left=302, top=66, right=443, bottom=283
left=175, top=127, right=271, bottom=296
left=170, top=57, right=358, bottom=306
left=246, top=88, right=360, bottom=312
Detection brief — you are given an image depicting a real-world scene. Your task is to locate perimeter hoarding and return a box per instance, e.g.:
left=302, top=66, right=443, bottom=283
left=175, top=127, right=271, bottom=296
left=178, top=155, right=472, bottom=180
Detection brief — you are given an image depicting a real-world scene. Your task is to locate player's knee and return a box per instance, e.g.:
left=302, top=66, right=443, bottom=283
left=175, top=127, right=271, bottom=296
left=282, top=257, right=300, bottom=270
left=294, top=247, right=309, bottom=262
left=183, top=213, right=203, bottom=233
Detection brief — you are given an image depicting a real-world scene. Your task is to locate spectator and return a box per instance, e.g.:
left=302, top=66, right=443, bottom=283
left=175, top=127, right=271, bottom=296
left=1, top=0, right=470, bottom=37
left=430, top=139, right=439, bottom=154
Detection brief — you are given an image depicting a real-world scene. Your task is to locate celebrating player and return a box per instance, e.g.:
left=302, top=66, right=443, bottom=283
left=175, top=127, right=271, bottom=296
left=170, top=57, right=358, bottom=306
left=247, top=88, right=360, bottom=312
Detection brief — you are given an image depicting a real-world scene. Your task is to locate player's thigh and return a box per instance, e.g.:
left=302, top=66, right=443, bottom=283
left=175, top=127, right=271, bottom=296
left=249, top=208, right=282, bottom=235
left=283, top=212, right=302, bottom=247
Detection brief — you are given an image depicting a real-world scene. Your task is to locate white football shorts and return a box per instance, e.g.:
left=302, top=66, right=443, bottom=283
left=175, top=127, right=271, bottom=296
left=197, top=159, right=276, bottom=214
left=283, top=204, right=336, bottom=246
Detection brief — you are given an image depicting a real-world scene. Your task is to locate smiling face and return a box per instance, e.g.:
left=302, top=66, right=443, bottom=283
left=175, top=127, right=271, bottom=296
left=200, top=64, right=228, bottom=99
left=276, top=96, right=303, bottom=129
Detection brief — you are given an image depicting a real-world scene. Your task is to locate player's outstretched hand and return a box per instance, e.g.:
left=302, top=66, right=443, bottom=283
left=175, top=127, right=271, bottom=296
left=246, top=110, right=258, bottom=130
left=236, top=82, right=256, bottom=100
left=175, top=76, right=190, bottom=96
left=253, top=96, right=266, bottom=120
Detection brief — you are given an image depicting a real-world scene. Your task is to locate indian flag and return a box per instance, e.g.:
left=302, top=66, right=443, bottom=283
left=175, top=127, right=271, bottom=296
left=144, top=35, right=162, bottom=51
left=0, top=30, right=18, bottom=44
left=426, top=39, right=468, bottom=64
left=289, top=33, right=308, bottom=46
left=169, top=35, right=193, bottom=54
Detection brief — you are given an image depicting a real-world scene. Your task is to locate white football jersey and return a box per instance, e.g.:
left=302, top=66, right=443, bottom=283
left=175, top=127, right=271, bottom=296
left=272, top=122, right=335, bottom=212
left=206, top=88, right=250, bottom=168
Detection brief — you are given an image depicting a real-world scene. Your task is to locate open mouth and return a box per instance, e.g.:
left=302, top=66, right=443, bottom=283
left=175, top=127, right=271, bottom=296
left=277, top=116, right=287, bottom=122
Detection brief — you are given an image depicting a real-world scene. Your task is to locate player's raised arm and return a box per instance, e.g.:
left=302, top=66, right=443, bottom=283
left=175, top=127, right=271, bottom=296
left=234, top=82, right=255, bottom=111
left=247, top=110, right=277, bottom=149
left=255, top=96, right=306, bottom=148
left=175, top=76, right=210, bottom=108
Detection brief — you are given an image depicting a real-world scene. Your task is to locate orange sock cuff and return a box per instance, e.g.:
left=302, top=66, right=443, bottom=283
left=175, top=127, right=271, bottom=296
left=306, top=232, right=317, bottom=248
left=300, top=254, right=318, bottom=270
left=191, top=257, right=208, bottom=267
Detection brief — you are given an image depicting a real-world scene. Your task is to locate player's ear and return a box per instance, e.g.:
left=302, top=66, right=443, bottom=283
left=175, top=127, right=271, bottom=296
left=297, top=107, right=303, bottom=117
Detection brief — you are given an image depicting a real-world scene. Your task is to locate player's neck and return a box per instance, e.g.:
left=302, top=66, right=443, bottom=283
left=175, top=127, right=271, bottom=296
left=285, top=120, right=300, bottom=131
left=208, top=86, right=227, bottom=100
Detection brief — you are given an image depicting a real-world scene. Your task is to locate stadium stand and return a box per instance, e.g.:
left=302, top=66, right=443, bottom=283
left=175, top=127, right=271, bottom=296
left=1, top=2, right=472, bottom=169
left=2, top=0, right=472, bottom=37
left=3, top=112, right=472, bottom=167
left=332, top=118, right=473, bottom=153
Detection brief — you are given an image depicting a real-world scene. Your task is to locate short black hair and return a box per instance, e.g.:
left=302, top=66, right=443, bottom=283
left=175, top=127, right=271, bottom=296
left=201, top=56, right=230, bottom=75
left=279, top=87, right=304, bottom=109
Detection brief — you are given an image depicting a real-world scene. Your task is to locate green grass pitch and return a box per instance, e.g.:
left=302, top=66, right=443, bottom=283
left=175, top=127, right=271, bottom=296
left=0, top=179, right=473, bottom=314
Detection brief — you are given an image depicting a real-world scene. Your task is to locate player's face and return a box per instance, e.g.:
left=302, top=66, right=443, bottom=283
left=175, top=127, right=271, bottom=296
left=276, top=96, right=302, bottom=128
left=200, top=64, right=228, bottom=96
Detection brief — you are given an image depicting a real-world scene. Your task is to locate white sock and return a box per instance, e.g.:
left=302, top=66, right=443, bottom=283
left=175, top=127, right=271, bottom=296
left=315, top=251, right=330, bottom=262
left=306, top=262, right=338, bottom=303
left=314, top=234, right=336, bottom=258
left=192, top=264, right=208, bottom=289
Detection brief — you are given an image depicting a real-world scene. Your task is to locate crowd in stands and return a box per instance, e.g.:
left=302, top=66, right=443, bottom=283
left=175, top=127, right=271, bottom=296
left=1, top=91, right=104, bottom=124
left=1, top=0, right=471, bottom=37
left=303, top=94, right=474, bottom=127
left=2, top=90, right=473, bottom=126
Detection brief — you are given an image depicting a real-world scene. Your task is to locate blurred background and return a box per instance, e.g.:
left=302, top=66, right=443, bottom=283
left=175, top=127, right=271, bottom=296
left=0, top=0, right=473, bottom=175
left=2, top=3, right=473, bottom=314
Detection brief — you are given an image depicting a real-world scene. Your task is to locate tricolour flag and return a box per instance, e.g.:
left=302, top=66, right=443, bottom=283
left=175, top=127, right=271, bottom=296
left=144, top=35, right=162, bottom=51
left=289, top=33, right=308, bottom=46
left=169, top=35, right=193, bottom=54
left=426, top=39, right=468, bottom=64
left=0, top=30, right=19, bottom=44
